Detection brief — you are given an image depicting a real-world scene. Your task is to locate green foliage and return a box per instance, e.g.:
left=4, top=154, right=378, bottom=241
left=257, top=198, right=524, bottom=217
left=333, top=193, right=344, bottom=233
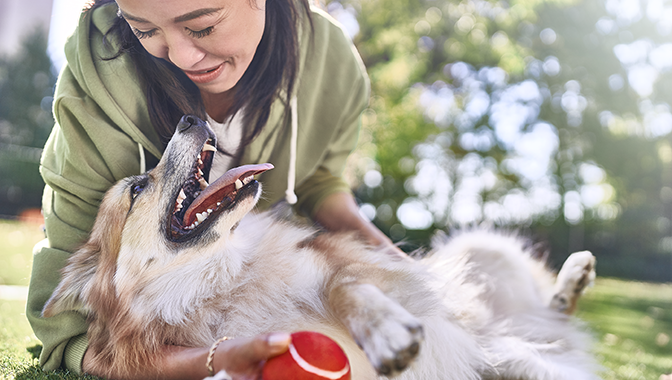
left=0, top=27, right=56, bottom=216
left=341, top=0, right=672, bottom=280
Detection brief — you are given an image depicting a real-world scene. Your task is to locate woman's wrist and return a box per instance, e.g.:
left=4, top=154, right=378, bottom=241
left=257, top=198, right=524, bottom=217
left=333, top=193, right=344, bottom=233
left=207, top=337, right=232, bottom=376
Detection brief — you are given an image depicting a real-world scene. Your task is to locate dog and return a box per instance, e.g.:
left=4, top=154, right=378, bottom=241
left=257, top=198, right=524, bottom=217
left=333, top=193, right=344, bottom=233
left=43, top=115, right=599, bottom=379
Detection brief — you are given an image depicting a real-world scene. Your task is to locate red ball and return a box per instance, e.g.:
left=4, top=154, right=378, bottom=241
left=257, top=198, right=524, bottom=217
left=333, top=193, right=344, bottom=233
left=262, top=331, right=351, bottom=380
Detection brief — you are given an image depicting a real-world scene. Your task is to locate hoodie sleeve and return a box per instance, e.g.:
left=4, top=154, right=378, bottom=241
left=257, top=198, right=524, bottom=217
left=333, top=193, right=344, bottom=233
left=290, top=8, right=370, bottom=217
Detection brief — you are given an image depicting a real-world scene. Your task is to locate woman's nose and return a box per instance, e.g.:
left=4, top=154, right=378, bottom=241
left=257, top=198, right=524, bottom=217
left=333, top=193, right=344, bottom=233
left=164, top=33, right=206, bottom=69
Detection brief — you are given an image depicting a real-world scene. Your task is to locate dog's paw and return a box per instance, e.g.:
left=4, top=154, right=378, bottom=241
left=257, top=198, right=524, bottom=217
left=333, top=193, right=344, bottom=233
left=357, top=307, right=424, bottom=376
left=343, top=284, right=425, bottom=377
left=550, top=251, right=596, bottom=314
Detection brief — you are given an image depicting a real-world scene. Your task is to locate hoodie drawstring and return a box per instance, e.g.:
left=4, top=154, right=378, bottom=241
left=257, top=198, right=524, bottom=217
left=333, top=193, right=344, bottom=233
left=285, top=96, right=299, bottom=205
left=138, top=142, right=146, bottom=174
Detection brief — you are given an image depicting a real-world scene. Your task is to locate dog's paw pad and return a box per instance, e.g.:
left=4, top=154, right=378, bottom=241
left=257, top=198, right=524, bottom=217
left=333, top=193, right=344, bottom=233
left=339, top=283, right=424, bottom=376
left=550, top=251, right=596, bottom=314
left=365, top=314, right=424, bottom=376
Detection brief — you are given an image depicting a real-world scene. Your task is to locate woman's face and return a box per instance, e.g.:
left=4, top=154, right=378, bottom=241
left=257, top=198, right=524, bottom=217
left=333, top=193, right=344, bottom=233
left=115, top=0, right=266, bottom=96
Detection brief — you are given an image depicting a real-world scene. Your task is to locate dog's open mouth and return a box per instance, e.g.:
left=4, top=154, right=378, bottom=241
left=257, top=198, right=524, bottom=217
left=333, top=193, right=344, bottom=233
left=168, top=139, right=273, bottom=241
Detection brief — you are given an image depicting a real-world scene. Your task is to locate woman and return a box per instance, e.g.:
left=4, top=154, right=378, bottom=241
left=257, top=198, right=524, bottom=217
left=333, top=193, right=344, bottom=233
left=27, top=0, right=404, bottom=378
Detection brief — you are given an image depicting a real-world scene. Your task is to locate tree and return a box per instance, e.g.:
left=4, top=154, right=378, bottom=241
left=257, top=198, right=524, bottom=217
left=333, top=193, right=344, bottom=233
left=335, top=0, right=672, bottom=281
left=0, top=26, right=56, bottom=216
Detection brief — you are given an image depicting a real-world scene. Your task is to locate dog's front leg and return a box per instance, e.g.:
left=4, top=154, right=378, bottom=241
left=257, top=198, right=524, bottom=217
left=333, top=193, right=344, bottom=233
left=328, top=281, right=424, bottom=377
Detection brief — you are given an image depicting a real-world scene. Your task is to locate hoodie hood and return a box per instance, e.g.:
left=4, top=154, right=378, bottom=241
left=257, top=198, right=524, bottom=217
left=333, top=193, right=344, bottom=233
left=63, top=4, right=163, bottom=159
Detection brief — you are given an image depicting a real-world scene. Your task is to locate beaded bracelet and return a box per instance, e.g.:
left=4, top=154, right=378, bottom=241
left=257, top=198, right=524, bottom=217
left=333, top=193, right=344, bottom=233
left=206, top=336, right=232, bottom=376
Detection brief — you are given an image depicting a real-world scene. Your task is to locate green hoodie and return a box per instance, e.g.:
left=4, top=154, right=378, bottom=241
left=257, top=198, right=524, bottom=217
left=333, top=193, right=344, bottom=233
left=27, top=2, right=369, bottom=373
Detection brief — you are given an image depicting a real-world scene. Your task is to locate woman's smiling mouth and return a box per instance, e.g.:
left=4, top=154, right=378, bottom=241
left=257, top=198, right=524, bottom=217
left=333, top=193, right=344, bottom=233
left=184, top=63, right=225, bottom=84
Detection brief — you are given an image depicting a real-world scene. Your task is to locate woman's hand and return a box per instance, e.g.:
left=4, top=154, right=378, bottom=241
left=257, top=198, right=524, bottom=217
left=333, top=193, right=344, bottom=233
left=211, top=333, right=291, bottom=380
left=82, top=332, right=291, bottom=380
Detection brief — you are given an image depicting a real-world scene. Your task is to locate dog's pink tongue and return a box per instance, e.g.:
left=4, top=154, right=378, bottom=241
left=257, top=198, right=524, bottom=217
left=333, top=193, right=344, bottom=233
left=183, top=163, right=274, bottom=226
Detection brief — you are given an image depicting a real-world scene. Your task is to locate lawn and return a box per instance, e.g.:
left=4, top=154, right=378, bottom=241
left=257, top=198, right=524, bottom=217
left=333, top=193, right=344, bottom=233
left=0, top=219, right=670, bottom=379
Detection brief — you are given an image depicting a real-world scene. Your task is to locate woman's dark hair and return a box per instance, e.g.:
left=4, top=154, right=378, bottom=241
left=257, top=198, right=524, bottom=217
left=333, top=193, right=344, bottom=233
left=89, top=0, right=312, bottom=148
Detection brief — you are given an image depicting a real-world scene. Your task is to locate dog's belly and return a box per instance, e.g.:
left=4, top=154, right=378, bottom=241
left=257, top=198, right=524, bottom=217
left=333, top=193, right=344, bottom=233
left=194, top=262, right=485, bottom=380
left=208, top=250, right=330, bottom=330
left=205, top=301, right=484, bottom=380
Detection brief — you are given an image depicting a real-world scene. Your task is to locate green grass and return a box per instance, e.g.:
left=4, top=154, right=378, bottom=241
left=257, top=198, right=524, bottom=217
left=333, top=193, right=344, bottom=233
left=0, top=220, right=43, bottom=287
left=577, top=278, right=672, bottom=379
left=1, top=298, right=97, bottom=380
left=0, top=219, right=670, bottom=379
left=0, top=220, right=98, bottom=380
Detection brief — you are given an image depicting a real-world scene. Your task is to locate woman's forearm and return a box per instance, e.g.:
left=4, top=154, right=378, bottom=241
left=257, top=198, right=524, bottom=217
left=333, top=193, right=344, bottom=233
left=82, top=333, right=291, bottom=380
left=83, top=345, right=210, bottom=380
left=313, top=192, right=392, bottom=246
left=313, top=192, right=410, bottom=261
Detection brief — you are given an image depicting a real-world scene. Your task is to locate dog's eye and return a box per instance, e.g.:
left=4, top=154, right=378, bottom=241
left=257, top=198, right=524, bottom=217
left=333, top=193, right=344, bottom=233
left=131, top=182, right=146, bottom=200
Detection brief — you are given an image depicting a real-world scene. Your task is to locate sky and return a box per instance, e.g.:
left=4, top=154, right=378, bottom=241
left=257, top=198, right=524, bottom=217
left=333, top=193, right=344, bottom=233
left=48, top=0, right=87, bottom=72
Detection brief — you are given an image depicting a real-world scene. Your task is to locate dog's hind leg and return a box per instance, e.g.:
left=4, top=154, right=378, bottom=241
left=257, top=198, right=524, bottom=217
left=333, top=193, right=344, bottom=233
left=548, top=251, right=596, bottom=314
left=426, top=231, right=599, bottom=380
left=426, top=230, right=552, bottom=316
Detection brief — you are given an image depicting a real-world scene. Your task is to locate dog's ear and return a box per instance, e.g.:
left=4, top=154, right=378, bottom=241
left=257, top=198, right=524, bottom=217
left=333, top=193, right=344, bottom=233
left=43, top=182, right=130, bottom=318
left=42, top=242, right=100, bottom=317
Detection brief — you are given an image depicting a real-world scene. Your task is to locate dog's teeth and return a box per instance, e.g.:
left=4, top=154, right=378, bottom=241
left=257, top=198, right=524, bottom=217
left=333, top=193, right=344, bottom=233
left=235, top=179, right=243, bottom=190
left=198, top=168, right=204, bottom=176
left=198, top=158, right=203, bottom=165
left=242, top=175, right=253, bottom=185
left=196, top=212, right=207, bottom=223
left=207, top=209, right=213, bottom=214
left=217, top=202, right=221, bottom=206
left=202, top=144, right=216, bottom=153
left=198, top=177, right=209, bottom=190
left=178, top=189, right=187, bottom=201
left=176, top=203, right=182, bottom=211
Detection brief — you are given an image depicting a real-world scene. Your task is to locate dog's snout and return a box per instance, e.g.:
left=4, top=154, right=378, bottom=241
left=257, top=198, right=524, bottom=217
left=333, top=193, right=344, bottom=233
left=177, top=115, right=196, bottom=132
left=177, top=115, right=205, bottom=132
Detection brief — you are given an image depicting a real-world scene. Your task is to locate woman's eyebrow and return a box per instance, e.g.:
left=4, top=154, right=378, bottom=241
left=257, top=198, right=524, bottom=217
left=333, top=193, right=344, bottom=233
left=173, top=8, right=223, bottom=23
left=117, top=7, right=223, bottom=24
left=117, top=9, right=149, bottom=23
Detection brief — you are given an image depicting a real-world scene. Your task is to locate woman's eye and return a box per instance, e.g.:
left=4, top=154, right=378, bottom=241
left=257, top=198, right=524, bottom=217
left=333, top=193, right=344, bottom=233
left=187, top=26, right=214, bottom=39
left=132, top=27, right=157, bottom=39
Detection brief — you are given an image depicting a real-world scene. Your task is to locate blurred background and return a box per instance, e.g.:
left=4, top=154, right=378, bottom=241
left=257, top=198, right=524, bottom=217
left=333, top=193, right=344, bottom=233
left=0, top=0, right=670, bottom=378
left=3, top=0, right=671, bottom=281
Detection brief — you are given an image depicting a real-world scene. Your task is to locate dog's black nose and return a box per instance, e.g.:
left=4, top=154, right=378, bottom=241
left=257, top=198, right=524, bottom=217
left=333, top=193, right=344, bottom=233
left=177, top=115, right=203, bottom=132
